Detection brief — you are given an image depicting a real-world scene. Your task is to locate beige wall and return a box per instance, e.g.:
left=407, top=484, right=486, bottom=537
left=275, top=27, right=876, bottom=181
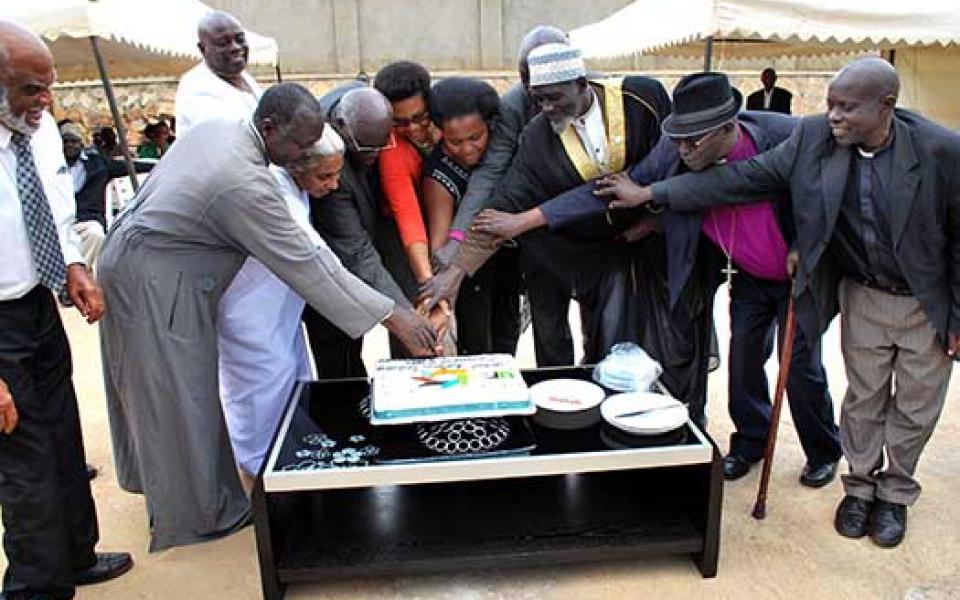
left=208, top=0, right=637, bottom=73
left=896, top=46, right=960, bottom=130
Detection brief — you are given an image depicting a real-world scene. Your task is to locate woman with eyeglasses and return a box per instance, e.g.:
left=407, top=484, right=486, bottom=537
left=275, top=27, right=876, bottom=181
left=420, top=77, right=517, bottom=355
left=373, top=61, right=441, bottom=294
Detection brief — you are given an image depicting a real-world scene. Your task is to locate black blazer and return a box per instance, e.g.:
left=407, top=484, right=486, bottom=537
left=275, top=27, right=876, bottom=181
left=309, top=156, right=412, bottom=308
left=74, top=150, right=153, bottom=227
left=635, top=112, right=798, bottom=309
left=655, top=109, right=960, bottom=347
left=746, top=87, right=792, bottom=115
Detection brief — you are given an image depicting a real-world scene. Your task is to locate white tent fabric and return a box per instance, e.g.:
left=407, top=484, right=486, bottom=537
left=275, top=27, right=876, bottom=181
left=570, top=0, right=960, bottom=59
left=3, top=0, right=279, bottom=81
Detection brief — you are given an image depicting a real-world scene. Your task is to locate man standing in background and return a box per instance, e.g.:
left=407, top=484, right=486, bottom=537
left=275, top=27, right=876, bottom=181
left=175, top=10, right=261, bottom=136
left=746, top=67, right=793, bottom=114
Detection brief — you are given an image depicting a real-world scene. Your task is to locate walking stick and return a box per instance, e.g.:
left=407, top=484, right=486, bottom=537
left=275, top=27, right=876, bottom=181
left=751, top=291, right=798, bottom=520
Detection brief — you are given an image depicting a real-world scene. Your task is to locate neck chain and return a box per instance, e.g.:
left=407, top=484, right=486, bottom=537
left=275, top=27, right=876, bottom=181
left=711, top=208, right=737, bottom=293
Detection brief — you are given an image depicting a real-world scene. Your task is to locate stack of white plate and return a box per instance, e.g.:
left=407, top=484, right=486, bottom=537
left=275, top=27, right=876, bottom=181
left=600, top=391, right=688, bottom=435
left=529, top=379, right=606, bottom=430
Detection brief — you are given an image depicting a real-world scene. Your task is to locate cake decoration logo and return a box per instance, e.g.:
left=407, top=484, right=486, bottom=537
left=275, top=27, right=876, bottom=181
left=413, top=367, right=469, bottom=388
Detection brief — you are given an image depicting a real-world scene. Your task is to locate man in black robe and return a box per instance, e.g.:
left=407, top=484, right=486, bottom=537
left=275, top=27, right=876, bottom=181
left=422, top=43, right=715, bottom=423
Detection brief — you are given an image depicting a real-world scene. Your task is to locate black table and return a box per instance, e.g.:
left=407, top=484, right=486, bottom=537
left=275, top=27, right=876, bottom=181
left=253, top=367, right=722, bottom=600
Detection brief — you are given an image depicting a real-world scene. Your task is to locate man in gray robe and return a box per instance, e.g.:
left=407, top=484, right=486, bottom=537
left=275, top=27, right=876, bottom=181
left=98, top=83, right=438, bottom=551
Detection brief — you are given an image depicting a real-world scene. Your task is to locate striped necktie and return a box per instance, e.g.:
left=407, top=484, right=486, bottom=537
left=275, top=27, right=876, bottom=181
left=12, top=131, right=67, bottom=293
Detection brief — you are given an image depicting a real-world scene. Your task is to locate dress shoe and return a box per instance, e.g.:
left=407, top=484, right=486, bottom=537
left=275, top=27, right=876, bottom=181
left=799, top=460, right=838, bottom=488
left=834, top=495, right=873, bottom=538
left=722, top=453, right=755, bottom=480
left=74, top=552, right=134, bottom=586
left=868, top=500, right=908, bottom=548
left=85, top=463, right=98, bottom=481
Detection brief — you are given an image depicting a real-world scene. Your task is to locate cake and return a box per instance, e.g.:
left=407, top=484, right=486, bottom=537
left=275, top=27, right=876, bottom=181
left=370, top=354, right=534, bottom=425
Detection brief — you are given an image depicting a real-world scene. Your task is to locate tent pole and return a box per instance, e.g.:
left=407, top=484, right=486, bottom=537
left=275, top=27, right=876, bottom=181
left=89, top=36, right=139, bottom=193
left=704, top=36, right=714, bottom=71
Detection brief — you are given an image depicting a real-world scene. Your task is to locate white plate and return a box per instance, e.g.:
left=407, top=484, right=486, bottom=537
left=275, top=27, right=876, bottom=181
left=600, top=392, right=687, bottom=435
left=529, top=379, right=606, bottom=413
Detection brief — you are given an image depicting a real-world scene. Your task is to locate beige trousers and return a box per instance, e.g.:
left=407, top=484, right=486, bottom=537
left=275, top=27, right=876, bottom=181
left=72, top=220, right=105, bottom=270
left=838, top=279, right=953, bottom=505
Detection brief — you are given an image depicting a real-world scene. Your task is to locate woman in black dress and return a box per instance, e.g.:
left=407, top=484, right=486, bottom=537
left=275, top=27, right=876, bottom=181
left=421, top=77, right=521, bottom=355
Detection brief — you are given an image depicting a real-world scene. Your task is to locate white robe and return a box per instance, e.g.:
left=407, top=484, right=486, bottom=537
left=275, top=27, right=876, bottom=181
left=174, top=62, right=261, bottom=138
left=217, top=167, right=330, bottom=474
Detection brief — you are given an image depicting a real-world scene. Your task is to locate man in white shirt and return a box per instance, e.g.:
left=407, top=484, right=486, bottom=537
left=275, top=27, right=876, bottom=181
left=174, top=10, right=262, bottom=137
left=0, top=21, right=132, bottom=600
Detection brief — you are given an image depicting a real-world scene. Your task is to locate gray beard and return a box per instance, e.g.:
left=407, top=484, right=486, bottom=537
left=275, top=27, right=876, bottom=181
left=0, top=88, right=39, bottom=135
left=548, top=116, right=573, bottom=135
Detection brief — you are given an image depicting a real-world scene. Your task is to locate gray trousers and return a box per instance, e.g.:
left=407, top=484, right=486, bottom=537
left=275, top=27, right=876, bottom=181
left=838, top=279, right=953, bottom=505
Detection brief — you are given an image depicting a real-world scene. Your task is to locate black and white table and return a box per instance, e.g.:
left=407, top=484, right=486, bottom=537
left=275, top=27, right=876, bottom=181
left=253, top=367, right=722, bottom=600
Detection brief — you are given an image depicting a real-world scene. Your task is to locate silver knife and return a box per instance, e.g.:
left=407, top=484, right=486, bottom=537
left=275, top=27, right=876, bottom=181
left=614, top=404, right=685, bottom=419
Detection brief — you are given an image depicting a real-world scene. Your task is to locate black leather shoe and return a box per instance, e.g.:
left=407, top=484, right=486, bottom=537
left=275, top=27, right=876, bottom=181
left=74, top=552, right=134, bottom=586
left=85, top=463, right=98, bottom=481
left=799, top=460, right=838, bottom=488
left=722, top=454, right=754, bottom=480
left=834, top=495, right=873, bottom=538
left=869, top=500, right=907, bottom=548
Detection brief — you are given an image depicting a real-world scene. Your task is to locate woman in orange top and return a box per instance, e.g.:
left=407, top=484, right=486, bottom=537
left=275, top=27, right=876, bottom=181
left=373, top=61, right=441, bottom=285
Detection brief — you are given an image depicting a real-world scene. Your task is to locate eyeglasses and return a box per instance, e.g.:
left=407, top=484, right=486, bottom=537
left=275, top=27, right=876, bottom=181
left=672, top=126, right=724, bottom=149
left=342, top=125, right=396, bottom=153
left=392, top=110, right=431, bottom=129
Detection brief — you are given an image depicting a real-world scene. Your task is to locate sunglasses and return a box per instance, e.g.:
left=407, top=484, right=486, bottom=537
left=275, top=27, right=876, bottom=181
left=672, top=125, right=725, bottom=149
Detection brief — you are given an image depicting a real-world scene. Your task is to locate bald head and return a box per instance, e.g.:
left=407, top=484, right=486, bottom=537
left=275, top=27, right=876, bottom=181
left=0, top=21, right=55, bottom=134
left=197, top=11, right=248, bottom=79
left=826, top=57, right=899, bottom=150
left=332, top=87, right=393, bottom=165
left=833, top=56, right=900, bottom=101
left=198, top=11, right=240, bottom=38
left=517, top=25, right=568, bottom=86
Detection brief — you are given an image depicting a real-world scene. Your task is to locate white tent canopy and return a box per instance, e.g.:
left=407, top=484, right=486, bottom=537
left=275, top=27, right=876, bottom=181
left=570, top=0, right=960, bottom=60
left=4, top=0, right=279, bottom=81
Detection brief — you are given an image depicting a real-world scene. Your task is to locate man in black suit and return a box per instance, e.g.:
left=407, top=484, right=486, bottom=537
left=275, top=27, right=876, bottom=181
left=60, top=123, right=152, bottom=267
left=746, top=68, right=792, bottom=115
left=608, top=57, right=960, bottom=549
left=303, top=86, right=418, bottom=377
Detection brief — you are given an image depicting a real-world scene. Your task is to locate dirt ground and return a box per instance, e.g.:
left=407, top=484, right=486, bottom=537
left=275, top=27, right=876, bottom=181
left=9, top=289, right=959, bottom=600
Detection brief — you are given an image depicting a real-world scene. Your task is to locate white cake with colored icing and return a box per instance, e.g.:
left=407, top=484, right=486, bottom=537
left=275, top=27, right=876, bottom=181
left=370, top=354, right=533, bottom=425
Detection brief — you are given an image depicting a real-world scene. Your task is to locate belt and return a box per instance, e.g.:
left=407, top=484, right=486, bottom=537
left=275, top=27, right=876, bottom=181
left=857, top=278, right=912, bottom=297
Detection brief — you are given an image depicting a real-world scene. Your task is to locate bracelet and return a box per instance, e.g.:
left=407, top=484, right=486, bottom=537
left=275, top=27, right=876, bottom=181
left=447, top=229, right=466, bottom=242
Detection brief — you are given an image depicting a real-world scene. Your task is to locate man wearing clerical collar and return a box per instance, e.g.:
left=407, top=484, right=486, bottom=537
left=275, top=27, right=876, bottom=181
left=604, top=57, right=960, bottom=549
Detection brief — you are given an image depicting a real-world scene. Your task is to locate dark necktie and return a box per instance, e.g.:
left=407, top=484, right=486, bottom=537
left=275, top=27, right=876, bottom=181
left=11, top=131, right=67, bottom=293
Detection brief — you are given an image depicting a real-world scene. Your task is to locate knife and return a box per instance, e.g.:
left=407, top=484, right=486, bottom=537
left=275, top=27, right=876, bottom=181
left=614, top=403, right=685, bottom=419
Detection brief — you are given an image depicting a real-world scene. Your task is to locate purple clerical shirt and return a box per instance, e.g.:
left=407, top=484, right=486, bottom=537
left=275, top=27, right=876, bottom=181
left=700, top=124, right=789, bottom=282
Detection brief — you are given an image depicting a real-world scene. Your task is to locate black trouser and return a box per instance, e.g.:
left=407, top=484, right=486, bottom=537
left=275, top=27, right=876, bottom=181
left=521, top=251, right=575, bottom=367
left=302, top=306, right=367, bottom=379
left=456, top=247, right=523, bottom=356
left=0, top=286, right=98, bottom=599
left=727, top=271, right=841, bottom=465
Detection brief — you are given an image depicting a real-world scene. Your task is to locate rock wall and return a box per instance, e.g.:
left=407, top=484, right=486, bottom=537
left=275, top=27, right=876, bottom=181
left=51, top=71, right=835, bottom=146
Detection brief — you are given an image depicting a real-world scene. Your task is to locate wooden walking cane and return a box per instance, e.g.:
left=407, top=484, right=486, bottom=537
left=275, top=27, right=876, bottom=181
left=751, top=290, right=798, bottom=520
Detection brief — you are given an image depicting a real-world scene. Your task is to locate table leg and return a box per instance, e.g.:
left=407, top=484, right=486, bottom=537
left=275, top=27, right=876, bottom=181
left=253, top=476, right=287, bottom=600
left=692, top=445, right=722, bottom=577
